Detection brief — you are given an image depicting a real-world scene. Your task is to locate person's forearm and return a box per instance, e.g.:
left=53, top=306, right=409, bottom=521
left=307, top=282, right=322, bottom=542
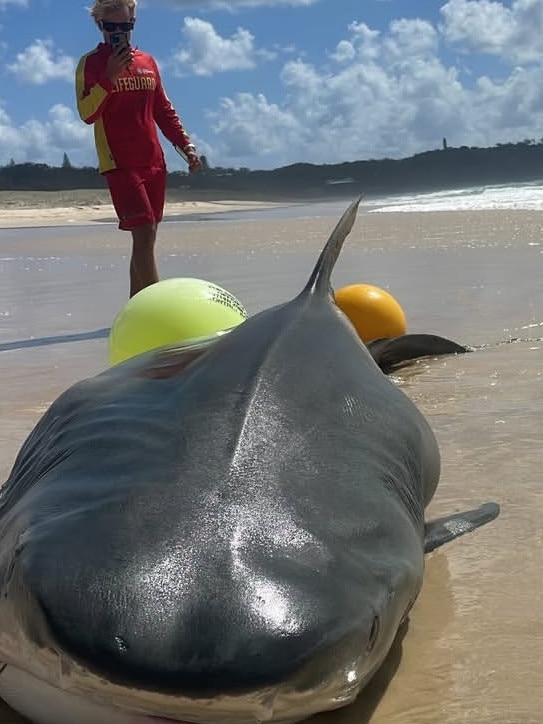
left=157, top=108, right=192, bottom=148
left=153, top=79, right=192, bottom=147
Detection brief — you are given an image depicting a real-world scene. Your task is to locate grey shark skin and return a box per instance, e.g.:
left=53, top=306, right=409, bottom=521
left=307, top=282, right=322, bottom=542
left=0, top=200, right=499, bottom=724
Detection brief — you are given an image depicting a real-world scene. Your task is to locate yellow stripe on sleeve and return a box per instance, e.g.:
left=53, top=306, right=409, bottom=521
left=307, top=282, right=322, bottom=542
left=75, top=53, right=111, bottom=124
left=94, top=117, right=116, bottom=173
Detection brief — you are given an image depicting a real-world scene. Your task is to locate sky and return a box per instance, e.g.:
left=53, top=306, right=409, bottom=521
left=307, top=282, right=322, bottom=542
left=0, top=0, right=542, bottom=171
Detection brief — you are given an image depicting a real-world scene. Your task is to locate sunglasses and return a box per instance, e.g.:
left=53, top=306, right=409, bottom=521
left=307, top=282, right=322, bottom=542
left=102, top=21, right=134, bottom=32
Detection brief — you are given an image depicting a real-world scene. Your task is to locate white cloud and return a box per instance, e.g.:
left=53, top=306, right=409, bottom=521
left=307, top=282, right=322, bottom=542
left=209, top=93, right=300, bottom=159
left=385, top=18, right=439, bottom=60
left=170, top=17, right=269, bottom=76
left=441, top=0, right=512, bottom=50
left=7, top=39, right=75, bottom=84
left=440, top=0, right=543, bottom=63
left=0, top=104, right=95, bottom=166
left=330, top=22, right=381, bottom=63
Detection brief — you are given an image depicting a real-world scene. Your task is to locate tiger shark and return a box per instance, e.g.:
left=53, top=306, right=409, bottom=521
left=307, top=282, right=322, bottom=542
left=0, top=199, right=499, bottom=724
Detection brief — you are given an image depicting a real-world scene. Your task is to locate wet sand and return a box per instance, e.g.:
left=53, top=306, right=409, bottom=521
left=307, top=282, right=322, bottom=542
left=0, top=204, right=542, bottom=723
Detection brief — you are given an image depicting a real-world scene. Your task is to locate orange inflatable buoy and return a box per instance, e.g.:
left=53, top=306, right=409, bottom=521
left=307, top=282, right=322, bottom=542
left=334, top=284, right=407, bottom=343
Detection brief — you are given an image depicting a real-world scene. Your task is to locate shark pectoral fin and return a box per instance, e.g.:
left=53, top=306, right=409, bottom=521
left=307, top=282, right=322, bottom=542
left=424, top=502, right=500, bottom=553
left=367, top=334, right=471, bottom=373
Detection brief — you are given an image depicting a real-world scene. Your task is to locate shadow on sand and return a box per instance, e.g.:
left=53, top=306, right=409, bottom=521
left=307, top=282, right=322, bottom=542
left=0, top=328, right=110, bottom=353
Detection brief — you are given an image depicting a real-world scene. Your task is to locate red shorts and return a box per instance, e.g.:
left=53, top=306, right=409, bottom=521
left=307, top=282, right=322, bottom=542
left=105, top=165, right=167, bottom=231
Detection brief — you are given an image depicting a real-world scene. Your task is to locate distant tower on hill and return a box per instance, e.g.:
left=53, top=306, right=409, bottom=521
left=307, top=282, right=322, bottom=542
left=442, top=137, right=448, bottom=150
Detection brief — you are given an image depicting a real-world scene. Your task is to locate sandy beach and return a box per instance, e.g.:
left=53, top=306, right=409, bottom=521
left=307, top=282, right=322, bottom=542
left=0, top=189, right=291, bottom=229
left=0, top=192, right=542, bottom=724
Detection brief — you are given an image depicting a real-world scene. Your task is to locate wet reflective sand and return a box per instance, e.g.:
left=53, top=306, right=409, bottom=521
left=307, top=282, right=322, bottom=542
left=0, top=206, right=541, bottom=723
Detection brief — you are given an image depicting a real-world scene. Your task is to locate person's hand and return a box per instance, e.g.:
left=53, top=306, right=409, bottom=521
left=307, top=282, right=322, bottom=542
left=182, top=143, right=201, bottom=173
left=174, top=143, right=202, bottom=173
left=105, top=45, right=134, bottom=83
left=187, top=151, right=202, bottom=174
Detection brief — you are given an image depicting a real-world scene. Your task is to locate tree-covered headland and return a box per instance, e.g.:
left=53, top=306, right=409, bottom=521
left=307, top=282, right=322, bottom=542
left=1, top=139, right=543, bottom=200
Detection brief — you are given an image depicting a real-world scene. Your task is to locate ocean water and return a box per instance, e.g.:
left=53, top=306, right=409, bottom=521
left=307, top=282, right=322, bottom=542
left=371, top=179, right=543, bottom=213
left=147, top=179, right=543, bottom=224
left=0, top=182, right=541, bottom=724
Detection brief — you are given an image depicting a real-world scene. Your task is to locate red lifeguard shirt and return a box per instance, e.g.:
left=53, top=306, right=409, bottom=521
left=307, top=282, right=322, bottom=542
left=75, top=43, right=192, bottom=174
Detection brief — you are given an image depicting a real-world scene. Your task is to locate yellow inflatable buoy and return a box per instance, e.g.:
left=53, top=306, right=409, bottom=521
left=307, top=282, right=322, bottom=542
left=334, top=283, right=407, bottom=343
left=109, top=277, right=248, bottom=365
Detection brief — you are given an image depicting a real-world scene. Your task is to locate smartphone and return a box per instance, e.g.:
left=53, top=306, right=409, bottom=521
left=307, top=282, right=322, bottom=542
left=109, top=32, right=129, bottom=51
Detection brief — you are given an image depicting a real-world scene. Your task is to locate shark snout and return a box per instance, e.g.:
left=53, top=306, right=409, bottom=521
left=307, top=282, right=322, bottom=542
left=11, top=495, right=408, bottom=721
left=29, top=572, right=388, bottom=705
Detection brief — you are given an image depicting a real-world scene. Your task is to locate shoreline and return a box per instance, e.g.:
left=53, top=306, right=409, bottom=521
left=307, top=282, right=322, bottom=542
left=3, top=188, right=543, bottom=232
left=0, top=194, right=294, bottom=229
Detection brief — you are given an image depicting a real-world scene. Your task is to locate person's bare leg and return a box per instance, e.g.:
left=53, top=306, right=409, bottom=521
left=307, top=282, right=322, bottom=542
left=129, top=223, right=159, bottom=297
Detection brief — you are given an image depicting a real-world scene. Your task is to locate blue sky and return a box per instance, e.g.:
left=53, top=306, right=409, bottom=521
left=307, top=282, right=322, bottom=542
left=0, top=0, right=542, bottom=171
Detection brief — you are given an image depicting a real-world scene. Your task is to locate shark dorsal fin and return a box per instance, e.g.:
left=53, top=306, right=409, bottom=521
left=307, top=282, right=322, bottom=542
left=303, top=197, right=361, bottom=297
